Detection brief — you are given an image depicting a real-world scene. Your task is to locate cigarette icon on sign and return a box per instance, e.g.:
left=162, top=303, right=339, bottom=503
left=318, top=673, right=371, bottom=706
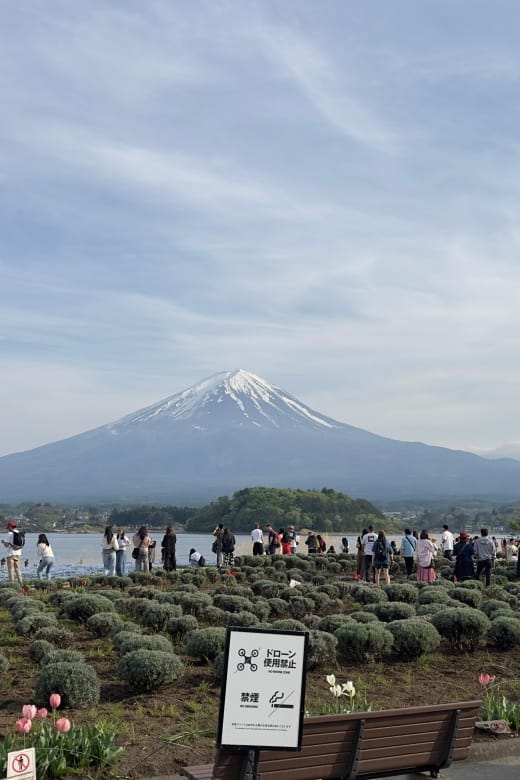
left=269, top=690, right=294, bottom=709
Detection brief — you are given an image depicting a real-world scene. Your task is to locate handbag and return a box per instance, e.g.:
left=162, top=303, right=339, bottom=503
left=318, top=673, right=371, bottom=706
left=211, top=540, right=218, bottom=554
left=131, top=548, right=139, bottom=560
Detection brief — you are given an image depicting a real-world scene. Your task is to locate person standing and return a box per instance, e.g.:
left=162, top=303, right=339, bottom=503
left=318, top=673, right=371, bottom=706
left=221, top=528, right=236, bottom=567
left=355, top=530, right=367, bottom=580
left=161, top=526, right=177, bottom=571
left=288, top=526, right=298, bottom=555
left=400, top=529, right=417, bottom=577
left=115, top=528, right=131, bottom=577
left=316, top=534, right=327, bottom=554
left=474, top=528, right=495, bottom=587
left=213, top=523, right=224, bottom=567
left=441, top=524, right=454, bottom=560
left=361, top=525, right=378, bottom=583
left=2, top=521, right=23, bottom=586
left=372, top=531, right=393, bottom=586
left=102, top=526, right=119, bottom=576
left=133, top=526, right=152, bottom=572
left=266, top=525, right=280, bottom=555
left=36, top=533, right=55, bottom=580
left=453, top=531, right=475, bottom=582
left=305, top=531, right=318, bottom=555
left=416, top=530, right=437, bottom=583
left=280, top=528, right=292, bottom=555
left=148, top=539, right=157, bottom=571
left=251, top=524, right=264, bottom=556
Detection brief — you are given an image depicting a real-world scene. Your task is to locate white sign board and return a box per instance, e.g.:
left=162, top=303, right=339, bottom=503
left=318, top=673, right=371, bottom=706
left=7, top=747, right=36, bottom=780
left=218, top=627, right=308, bottom=750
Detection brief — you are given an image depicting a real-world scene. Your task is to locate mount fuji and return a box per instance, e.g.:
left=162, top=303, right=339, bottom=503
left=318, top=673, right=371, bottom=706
left=1, top=369, right=520, bottom=503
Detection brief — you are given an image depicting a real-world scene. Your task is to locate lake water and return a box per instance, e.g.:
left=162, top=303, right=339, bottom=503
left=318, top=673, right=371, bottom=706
left=1, top=532, right=402, bottom=579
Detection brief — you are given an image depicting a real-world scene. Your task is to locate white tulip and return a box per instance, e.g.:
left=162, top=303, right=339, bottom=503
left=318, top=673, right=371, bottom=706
left=326, top=674, right=336, bottom=687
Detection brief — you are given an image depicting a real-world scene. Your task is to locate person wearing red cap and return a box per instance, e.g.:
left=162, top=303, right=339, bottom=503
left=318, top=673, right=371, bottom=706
left=2, top=521, right=23, bottom=586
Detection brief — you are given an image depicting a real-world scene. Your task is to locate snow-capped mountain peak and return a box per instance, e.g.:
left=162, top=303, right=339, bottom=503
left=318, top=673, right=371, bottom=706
left=110, top=369, right=340, bottom=432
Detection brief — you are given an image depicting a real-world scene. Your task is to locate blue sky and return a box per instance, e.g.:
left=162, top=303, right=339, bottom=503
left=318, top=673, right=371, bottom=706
left=2, top=0, right=520, bottom=457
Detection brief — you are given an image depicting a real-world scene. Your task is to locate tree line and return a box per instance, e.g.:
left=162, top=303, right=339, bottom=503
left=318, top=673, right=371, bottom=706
left=184, top=486, right=384, bottom=533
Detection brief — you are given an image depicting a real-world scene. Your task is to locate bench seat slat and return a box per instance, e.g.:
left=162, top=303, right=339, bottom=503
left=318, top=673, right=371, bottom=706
left=179, top=766, right=212, bottom=780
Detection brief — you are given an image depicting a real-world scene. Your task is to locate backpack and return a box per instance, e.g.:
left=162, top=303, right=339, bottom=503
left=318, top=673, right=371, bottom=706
left=11, top=530, right=25, bottom=550
left=373, top=541, right=386, bottom=560
left=198, top=555, right=205, bottom=567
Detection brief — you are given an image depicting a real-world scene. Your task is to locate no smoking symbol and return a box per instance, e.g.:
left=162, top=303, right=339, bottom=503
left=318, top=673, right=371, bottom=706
left=11, top=753, right=30, bottom=773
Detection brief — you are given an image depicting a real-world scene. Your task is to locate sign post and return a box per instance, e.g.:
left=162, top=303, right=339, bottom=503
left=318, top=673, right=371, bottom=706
left=217, top=626, right=308, bottom=776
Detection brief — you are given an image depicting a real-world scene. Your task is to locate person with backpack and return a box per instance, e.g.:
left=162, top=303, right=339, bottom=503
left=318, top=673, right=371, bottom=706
left=400, top=529, right=417, bottom=577
left=305, top=531, right=318, bottom=555
left=2, top=520, right=24, bottom=586
left=372, top=530, right=393, bottom=585
left=36, top=533, right=55, bottom=580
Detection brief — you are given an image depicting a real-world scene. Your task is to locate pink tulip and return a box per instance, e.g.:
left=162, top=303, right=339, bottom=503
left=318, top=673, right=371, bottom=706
left=15, top=718, right=32, bottom=734
left=36, top=708, right=48, bottom=719
left=49, top=693, right=61, bottom=709
left=22, top=704, right=37, bottom=720
left=55, top=717, right=71, bottom=734
left=479, top=673, right=496, bottom=686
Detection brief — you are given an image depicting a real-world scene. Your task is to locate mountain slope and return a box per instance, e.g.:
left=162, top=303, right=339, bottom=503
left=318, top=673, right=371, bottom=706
left=0, top=369, right=519, bottom=502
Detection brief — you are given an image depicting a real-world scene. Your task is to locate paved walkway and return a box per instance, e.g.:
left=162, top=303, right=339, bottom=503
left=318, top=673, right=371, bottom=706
left=149, top=736, right=520, bottom=780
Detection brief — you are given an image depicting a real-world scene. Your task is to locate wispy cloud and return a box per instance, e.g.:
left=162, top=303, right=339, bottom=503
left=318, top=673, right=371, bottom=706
left=252, top=23, right=397, bottom=153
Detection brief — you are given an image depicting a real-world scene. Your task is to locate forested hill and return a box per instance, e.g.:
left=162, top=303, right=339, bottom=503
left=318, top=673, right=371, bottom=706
left=185, top=487, right=384, bottom=533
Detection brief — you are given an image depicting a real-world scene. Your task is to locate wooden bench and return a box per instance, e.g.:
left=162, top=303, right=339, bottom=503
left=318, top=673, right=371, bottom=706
left=180, top=699, right=481, bottom=780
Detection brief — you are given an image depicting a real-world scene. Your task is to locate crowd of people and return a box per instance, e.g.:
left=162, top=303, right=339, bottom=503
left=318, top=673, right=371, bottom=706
left=353, top=524, right=507, bottom=586
left=2, top=515, right=520, bottom=584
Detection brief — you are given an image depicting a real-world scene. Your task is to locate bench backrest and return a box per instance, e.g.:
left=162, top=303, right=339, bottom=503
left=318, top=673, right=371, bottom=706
left=213, top=700, right=481, bottom=780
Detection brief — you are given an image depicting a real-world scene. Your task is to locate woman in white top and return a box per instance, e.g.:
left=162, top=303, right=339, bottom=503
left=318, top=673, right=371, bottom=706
left=115, top=528, right=131, bottom=577
left=102, top=526, right=119, bottom=576
left=37, top=533, right=55, bottom=580
left=189, top=548, right=203, bottom=567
